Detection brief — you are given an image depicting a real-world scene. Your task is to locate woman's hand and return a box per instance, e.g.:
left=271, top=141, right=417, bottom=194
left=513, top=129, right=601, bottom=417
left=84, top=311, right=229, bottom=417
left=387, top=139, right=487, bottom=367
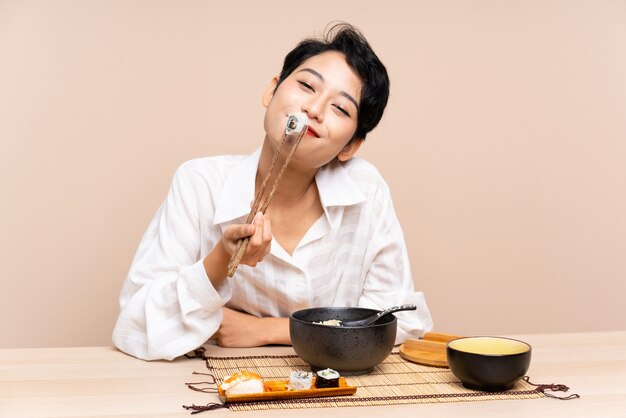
left=203, top=212, right=271, bottom=287
left=213, top=308, right=290, bottom=347
left=221, top=212, right=272, bottom=267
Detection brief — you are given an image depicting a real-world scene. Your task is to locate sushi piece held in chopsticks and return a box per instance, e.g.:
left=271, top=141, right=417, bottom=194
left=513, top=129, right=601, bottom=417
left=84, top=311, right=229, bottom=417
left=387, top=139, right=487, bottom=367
left=285, top=112, right=308, bottom=135
left=314, top=368, right=340, bottom=388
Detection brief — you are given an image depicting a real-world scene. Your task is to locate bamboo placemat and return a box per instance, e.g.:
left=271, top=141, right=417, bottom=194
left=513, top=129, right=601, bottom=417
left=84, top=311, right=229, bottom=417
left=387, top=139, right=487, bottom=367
left=198, top=353, right=547, bottom=411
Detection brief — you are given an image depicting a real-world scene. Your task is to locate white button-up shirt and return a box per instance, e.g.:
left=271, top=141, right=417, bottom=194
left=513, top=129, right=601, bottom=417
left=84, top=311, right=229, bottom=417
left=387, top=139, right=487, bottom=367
left=112, top=149, right=433, bottom=360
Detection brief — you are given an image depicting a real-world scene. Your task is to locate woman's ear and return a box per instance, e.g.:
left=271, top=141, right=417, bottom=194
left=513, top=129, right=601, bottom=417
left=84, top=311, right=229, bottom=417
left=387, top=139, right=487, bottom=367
left=262, top=76, right=280, bottom=108
left=337, top=139, right=364, bottom=162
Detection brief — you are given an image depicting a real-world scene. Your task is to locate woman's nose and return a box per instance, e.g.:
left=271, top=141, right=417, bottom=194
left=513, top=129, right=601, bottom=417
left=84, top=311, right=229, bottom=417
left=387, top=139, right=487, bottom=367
left=301, top=96, right=324, bottom=123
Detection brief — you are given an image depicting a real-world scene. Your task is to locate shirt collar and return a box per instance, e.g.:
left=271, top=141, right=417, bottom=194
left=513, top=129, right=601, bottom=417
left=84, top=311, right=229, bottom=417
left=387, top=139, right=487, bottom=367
left=315, top=158, right=366, bottom=208
left=213, top=148, right=366, bottom=226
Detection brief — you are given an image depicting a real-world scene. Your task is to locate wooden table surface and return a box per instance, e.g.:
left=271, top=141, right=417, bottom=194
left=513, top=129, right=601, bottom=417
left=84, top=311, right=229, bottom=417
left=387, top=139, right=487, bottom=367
left=1, top=331, right=625, bottom=418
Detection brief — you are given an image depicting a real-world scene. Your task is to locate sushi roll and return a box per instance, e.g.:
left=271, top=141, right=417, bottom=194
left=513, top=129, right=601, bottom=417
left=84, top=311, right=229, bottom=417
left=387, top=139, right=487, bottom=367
left=314, top=368, right=340, bottom=388
left=287, top=371, right=313, bottom=391
left=285, top=112, right=308, bottom=135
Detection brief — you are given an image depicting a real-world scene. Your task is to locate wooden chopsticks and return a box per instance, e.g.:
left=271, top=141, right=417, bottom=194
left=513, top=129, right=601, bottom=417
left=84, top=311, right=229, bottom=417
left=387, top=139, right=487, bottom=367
left=226, top=115, right=308, bottom=277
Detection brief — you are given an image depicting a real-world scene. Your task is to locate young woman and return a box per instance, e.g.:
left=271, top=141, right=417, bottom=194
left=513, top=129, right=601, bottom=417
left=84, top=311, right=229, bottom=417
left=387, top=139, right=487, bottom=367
left=113, top=23, right=433, bottom=361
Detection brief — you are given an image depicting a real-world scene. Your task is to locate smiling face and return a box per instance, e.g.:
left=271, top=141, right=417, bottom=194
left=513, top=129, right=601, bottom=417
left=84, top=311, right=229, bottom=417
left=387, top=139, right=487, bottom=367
left=262, top=51, right=364, bottom=170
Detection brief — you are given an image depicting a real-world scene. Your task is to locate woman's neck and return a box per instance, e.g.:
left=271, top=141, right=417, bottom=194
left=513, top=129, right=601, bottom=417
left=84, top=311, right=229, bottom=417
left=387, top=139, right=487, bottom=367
left=256, top=138, right=318, bottom=206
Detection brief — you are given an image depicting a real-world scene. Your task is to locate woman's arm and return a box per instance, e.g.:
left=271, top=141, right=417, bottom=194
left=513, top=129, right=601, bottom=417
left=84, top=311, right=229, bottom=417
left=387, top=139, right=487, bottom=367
left=212, top=308, right=290, bottom=347
left=112, top=161, right=274, bottom=360
left=357, top=180, right=434, bottom=344
left=112, top=162, right=227, bottom=360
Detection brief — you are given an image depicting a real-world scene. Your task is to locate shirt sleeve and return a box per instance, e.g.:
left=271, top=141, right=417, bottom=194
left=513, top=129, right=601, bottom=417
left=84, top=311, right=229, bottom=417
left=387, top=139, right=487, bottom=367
left=357, top=180, right=434, bottom=345
left=112, top=162, right=232, bottom=360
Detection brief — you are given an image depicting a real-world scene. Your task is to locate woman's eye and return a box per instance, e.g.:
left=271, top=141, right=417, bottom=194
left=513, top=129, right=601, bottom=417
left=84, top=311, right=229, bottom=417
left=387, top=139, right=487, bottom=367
left=334, top=105, right=350, bottom=117
left=298, top=81, right=314, bottom=92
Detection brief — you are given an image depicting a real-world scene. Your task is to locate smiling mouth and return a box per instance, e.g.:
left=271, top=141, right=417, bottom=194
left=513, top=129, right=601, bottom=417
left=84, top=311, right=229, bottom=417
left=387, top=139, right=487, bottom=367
left=306, top=126, right=320, bottom=138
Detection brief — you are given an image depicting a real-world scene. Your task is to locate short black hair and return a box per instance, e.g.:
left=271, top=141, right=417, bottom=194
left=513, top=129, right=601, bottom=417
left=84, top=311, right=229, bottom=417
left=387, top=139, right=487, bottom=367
left=277, top=23, right=390, bottom=141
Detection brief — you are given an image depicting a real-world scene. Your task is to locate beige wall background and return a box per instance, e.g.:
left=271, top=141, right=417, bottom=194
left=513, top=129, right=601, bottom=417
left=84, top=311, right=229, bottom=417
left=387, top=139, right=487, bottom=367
left=1, top=0, right=625, bottom=348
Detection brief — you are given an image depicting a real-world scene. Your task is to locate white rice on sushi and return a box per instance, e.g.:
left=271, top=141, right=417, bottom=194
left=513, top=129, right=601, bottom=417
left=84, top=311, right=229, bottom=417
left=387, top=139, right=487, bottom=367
left=286, top=371, right=313, bottom=391
left=285, top=112, right=308, bottom=135
left=220, top=370, right=265, bottom=395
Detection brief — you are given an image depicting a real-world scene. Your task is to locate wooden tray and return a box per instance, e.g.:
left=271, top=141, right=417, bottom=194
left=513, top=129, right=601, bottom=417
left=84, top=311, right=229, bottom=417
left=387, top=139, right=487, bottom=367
left=218, top=377, right=356, bottom=403
left=399, top=332, right=463, bottom=368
